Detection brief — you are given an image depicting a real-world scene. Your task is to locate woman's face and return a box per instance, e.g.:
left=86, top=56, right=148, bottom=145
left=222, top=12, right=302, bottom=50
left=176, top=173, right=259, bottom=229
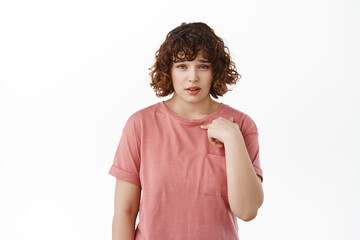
left=170, top=51, right=213, bottom=104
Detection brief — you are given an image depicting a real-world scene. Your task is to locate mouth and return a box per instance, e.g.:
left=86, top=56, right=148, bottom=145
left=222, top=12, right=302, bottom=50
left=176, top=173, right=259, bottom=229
left=185, top=87, right=201, bottom=95
left=185, top=87, right=201, bottom=90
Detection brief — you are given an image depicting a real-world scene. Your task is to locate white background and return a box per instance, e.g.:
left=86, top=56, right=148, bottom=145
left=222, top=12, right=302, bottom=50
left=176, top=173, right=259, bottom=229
left=0, top=0, right=359, bottom=239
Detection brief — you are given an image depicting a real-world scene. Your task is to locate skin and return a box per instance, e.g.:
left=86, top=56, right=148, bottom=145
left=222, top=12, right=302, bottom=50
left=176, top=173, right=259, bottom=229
left=164, top=51, right=220, bottom=119
left=200, top=117, right=264, bottom=221
left=165, top=50, right=264, bottom=221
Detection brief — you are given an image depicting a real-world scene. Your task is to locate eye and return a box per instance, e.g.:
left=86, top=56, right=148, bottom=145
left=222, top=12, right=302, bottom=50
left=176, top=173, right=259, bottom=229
left=199, top=65, right=210, bottom=69
left=177, top=64, right=187, bottom=69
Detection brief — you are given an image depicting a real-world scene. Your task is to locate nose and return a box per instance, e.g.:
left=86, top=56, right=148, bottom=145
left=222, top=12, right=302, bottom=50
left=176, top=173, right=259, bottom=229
left=188, top=67, right=199, bottom=82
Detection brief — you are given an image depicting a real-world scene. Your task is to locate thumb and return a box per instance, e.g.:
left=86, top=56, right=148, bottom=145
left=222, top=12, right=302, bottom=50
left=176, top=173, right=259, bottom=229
left=200, top=123, right=210, bottom=129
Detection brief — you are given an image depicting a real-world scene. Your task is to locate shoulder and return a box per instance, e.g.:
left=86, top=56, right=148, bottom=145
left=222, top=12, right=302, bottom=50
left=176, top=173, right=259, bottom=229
left=128, top=102, right=159, bottom=121
left=123, top=102, right=160, bottom=131
left=222, top=103, right=259, bottom=135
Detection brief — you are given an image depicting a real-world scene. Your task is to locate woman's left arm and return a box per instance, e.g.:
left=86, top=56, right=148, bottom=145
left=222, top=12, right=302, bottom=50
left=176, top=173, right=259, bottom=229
left=223, top=131, right=264, bottom=221
left=200, top=116, right=264, bottom=221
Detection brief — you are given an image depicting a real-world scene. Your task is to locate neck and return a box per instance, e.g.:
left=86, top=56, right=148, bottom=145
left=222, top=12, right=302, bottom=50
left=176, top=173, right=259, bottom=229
left=164, top=94, right=220, bottom=118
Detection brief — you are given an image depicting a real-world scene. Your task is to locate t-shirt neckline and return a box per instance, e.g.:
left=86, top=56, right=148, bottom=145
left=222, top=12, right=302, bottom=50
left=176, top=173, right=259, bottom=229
left=159, top=101, right=227, bottom=124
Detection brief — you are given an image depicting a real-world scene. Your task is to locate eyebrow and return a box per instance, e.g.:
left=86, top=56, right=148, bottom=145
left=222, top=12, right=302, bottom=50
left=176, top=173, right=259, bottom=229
left=198, top=59, right=210, bottom=63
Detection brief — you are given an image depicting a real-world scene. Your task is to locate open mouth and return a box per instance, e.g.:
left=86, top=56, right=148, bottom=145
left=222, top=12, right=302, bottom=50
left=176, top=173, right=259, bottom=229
left=185, top=87, right=201, bottom=91
left=185, top=88, right=201, bottom=94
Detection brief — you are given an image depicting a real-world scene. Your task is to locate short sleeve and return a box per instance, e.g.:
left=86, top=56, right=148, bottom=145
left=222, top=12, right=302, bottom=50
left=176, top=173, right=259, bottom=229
left=241, top=114, right=263, bottom=183
left=108, top=114, right=141, bottom=186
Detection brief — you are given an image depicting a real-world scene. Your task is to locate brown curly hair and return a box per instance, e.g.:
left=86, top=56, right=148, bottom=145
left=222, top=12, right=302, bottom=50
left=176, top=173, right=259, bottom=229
left=149, top=22, right=241, bottom=99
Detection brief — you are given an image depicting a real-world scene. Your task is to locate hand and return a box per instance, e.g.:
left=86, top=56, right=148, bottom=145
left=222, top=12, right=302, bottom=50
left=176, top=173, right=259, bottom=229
left=200, top=116, right=240, bottom=148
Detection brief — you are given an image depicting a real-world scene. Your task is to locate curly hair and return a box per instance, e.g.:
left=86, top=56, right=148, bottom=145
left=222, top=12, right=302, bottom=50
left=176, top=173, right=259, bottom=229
left=149, top=22, right=241, bottom=99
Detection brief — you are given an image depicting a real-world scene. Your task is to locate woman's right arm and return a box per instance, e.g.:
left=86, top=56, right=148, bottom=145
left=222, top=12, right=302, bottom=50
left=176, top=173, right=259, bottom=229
left=112, top=178, right=141, bottom=240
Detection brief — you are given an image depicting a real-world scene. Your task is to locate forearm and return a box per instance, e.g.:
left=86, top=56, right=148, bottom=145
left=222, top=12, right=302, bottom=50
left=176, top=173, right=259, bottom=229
left=112, top=212, right=137, bottom=240
left=224, top=132, right=264, bottom=221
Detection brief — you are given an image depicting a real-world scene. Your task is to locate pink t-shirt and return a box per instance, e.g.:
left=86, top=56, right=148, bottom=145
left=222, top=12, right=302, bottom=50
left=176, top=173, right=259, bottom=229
left=109, top=101, right=263, bottom=240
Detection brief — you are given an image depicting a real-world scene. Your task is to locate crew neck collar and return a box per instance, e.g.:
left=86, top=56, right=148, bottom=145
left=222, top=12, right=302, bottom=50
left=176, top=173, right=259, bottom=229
left=158, top=101, right=227, bottom=124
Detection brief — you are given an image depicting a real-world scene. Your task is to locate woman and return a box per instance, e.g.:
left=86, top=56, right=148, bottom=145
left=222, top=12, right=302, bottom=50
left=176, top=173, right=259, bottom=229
left=109, top=22, right=264, bottom=240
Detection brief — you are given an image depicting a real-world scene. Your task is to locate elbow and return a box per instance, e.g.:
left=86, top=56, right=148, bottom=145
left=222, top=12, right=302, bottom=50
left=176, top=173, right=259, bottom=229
left=235, top=209, right=258, bottom=222
left=231, top=191, right=264, bottom=221
left=231, top=199, right=263, bottom=222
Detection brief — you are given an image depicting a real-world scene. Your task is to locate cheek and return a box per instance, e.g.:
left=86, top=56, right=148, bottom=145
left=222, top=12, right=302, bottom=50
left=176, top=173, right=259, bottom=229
left=171, top=74, right=183, bottom=91
left=204, top=73, right=214, bottom=87
left=172, top=72, right=185, bottom=83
